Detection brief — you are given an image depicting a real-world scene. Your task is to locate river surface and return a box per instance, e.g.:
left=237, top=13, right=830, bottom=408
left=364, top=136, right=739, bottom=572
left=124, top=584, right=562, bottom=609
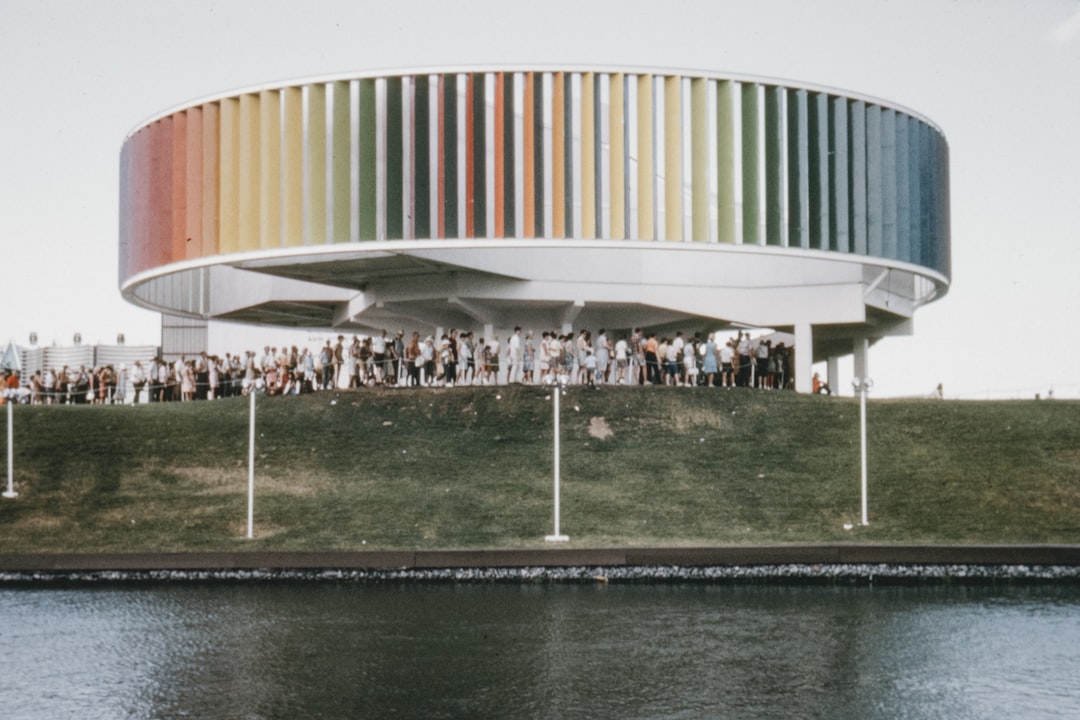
left=0, top=582, right=1077, bottom=719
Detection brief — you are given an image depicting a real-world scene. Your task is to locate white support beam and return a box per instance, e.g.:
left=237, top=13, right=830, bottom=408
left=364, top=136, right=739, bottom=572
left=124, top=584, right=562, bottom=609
left=863, top=268, right=889, bottom=298
left=558, top=300, right=585, bottom=333
left=448, top=296, right=496, bottom=325
left=332, top=293, right=372, bottom=327
left=794, top=322, right=813, bottom=393
left=377, top=301, right=459, bottom=330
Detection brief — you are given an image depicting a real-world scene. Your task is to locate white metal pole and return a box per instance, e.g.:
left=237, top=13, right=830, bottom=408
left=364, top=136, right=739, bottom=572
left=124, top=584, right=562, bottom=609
left=546, top=385, right=569, bottom=542
left=553, top=387, right=560, bottom=535
left=859, top=384, right=868, bottom=526
left=247, top=388, right=255, bottom=539
left=3, top=400, right=16, bottom=499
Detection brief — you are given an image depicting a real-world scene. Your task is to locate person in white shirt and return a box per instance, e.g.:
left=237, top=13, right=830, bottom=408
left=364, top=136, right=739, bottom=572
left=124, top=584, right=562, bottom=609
left=595, top=330, right=611, bottom=384
left=719, top=340, right=735, bottom=388
left=538, top=332, right=551, bottom=384
left=614, top=337, right=629, bottom=384
left=736, top=333, right=752, bottom=387
left=457, top=333, right=473, bottom=386
left=755, top=339, right=771, bottom=389
left=508, top=327, right=523, bottom=383
left=671, top=332, right=686, bottom=386
left=682, top=340, right=697, bottom=387
left=372, top=329, right=388, bottom=385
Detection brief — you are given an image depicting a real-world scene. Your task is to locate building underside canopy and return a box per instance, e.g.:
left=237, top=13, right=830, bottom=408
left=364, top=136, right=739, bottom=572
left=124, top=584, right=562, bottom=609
left=125, top=239, right=943, bottom=364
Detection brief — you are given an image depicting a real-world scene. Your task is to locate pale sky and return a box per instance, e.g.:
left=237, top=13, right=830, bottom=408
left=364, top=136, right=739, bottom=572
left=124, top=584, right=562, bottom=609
left=2, top=0, right=1078, bottom=398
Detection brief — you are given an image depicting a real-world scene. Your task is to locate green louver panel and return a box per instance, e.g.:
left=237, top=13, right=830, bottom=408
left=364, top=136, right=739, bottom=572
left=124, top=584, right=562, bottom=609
left=881, top=108, right=898, bottom=259
left=716, top=80, right=736, bottom=244
left=741, top=83, right=760, bottom=245
left=502, top=72, right=516, bottom=237
left=808, top=92, right=828, bottom=250
left=921, top=121, right=933, bottom=269
left=332, top=81, right=351, bottom=243
left=829, top=95, right=849, bottom=252
left=787, top=87, right=808, bottom=249
left=414, top=75, right=431, bottom=239
left=385, top=77, right=403, bottom=240
left=690, top=78, right=709, bottom=241
left=357, top=79, right=377, bottom=240
left=865, top=104, right=883, bottom=258
left=931, top=129, right=948, bottom=273
left=442, top=74, right=458, bottom=238
left=939, top=136, right=951, bottom=276
left=895, top=112, right=910, bottom=263
left=532, top=73, right=545, bottom=238
left=306, top=85, right=327, bottom=245
left=905, top=116, right=920, bottom=264
left=764, top=86, right=783, bottom=246
left=470, top=73, right=486, bottom=237
left=849, top=100, right=867, bottom=255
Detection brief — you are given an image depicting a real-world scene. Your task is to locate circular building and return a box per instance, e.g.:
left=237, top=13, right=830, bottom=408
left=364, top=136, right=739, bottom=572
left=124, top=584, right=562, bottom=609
left=119, top=66, right=950, bottom=391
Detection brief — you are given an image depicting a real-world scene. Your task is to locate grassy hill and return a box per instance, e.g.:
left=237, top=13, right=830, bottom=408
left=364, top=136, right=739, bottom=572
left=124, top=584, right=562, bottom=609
left=1, top=386, right=1077, bottom=553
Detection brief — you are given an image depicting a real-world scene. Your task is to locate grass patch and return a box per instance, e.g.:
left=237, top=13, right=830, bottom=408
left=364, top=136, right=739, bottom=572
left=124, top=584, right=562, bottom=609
left=1, top=387, right=1078, bottom=552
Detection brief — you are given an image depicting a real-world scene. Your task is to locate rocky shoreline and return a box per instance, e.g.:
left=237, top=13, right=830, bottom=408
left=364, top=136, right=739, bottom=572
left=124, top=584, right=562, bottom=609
left=4, top=563, right=1080, bottom=585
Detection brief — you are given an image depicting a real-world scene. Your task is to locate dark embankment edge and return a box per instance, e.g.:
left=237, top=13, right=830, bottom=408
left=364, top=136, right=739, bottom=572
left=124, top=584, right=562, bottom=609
left=3, top=545, right=1080, bottom=583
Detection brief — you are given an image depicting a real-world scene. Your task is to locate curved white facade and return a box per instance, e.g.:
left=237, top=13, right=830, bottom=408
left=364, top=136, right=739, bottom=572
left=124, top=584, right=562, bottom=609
left=119, top=67, right=950, bottom=390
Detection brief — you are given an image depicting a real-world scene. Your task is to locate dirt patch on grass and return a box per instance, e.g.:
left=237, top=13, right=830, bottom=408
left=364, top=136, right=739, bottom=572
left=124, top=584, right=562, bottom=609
left=1052, top=449, right=1080, bottom=471
left=134, top=465, right=240, bottom=495
left=668, top=409, right=735, bottom=434
left=588, top=416, right=614, bottom=441
left=129, top=464, right=331, bottom=497
left=13, top=515, right=65, bottom=532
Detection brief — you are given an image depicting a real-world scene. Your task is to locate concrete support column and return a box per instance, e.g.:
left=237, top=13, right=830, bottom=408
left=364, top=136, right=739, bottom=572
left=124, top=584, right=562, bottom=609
left=827, top=356, right=840, bottom=392
left=794, top=322, right=813, bottom=393
left=853, top=337, right=870, bottom=383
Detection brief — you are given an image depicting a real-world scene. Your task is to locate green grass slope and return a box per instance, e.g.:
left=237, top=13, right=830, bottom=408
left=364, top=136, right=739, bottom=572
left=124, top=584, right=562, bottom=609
left=1, top=387, right=1077, bottom=552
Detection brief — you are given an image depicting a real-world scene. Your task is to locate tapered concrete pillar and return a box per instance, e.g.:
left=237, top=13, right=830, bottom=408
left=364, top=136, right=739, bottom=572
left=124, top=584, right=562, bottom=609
left=853, top=337, right=870, bottom=383
left=794, top=323, right=813, bottom=393
left=827, top=356, right=840, bottom=391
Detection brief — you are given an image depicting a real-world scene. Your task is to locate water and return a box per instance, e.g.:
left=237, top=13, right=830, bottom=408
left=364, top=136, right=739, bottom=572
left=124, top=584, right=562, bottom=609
left=1, top=582, right=1077, bottom=719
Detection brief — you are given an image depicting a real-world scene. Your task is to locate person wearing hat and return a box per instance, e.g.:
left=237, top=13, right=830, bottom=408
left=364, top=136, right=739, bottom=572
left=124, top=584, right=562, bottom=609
left=440, top=333, right=457, bottom=388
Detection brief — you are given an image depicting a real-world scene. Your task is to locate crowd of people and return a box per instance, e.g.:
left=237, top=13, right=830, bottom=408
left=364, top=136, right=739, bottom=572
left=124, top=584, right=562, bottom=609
left=1, top=327, right=797, bottom=405
left=2, top=364, right=127, bottom=405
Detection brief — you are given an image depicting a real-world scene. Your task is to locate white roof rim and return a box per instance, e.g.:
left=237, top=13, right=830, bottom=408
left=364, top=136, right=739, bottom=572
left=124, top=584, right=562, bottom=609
left=126, top=63, right=945, bottom=140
